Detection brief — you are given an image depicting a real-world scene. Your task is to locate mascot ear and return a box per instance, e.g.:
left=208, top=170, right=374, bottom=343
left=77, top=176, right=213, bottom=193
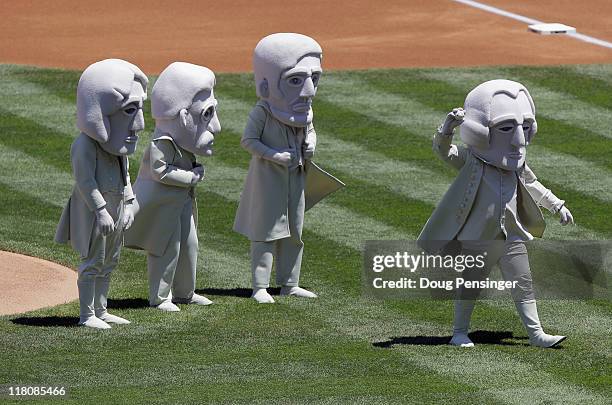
left=258, top=79, right=269, bottom=98
left=179, top=109, right=189, bottom=129
left=526, top=120, right=537, bottom=144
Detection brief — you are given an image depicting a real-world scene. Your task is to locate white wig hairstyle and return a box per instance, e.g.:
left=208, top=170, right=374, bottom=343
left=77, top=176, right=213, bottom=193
left=151, top=62, right=216, bottom=120
left=76, top=59, right=148, bottom=143
left=460, top=79, right=537, bottom=149
left=253, top=32, right=322, bottom=98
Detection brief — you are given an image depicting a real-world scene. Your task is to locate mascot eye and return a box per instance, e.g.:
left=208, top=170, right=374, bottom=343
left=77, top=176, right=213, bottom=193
left=498, top=125, right=514, bottom=133
left=288, top=76, right=304, bottom=86
left=201, top=106, right=215, bottom=122
left=312, top=74, right=320, bottom=86
left=123, top=106, right=138, bottom=115
left=522, top=124, right=531, bottom=132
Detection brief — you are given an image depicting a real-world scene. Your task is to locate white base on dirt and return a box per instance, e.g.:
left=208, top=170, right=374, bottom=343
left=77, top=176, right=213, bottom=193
left=528, top=23, right=576, bottom=35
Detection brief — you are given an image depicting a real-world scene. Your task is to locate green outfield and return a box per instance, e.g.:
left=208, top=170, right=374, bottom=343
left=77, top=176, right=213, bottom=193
left=0, top=64, right=610, bottom=404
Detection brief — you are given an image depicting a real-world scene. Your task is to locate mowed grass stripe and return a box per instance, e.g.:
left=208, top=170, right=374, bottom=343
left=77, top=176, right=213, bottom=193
left=0, top=145, right=72, bottom=208
left=502, top=65, right=612, bottom=111
left=362, top=68, right=612, bottom=173
left=0, top=67, right=77, bottom=135
left=571, top=64, right=612, bottom=87
left=419, top=69, right=612, bottom=140
left=319, top=73, right=612, bottom=204
left=404, top=347, right=608, bottom=405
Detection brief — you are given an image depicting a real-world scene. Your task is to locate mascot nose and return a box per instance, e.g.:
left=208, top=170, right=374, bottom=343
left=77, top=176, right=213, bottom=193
left=208, top=112, right=221, bottom=134
left=300, top=77, right=316, bottom=98
left=511, top=125, right=526, bottom=147
left=131, top=109, right=145, bottom=132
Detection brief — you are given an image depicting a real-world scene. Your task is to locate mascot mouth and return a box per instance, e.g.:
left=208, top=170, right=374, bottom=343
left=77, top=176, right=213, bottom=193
left=292, top=102, right=311, bottom=113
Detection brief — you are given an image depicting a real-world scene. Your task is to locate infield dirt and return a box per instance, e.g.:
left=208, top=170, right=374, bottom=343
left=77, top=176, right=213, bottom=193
left=1, top=0, right=610, bottom=74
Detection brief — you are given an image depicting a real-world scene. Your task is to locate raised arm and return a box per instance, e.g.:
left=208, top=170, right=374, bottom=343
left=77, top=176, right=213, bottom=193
left=433, top=108, right=468, bottom=171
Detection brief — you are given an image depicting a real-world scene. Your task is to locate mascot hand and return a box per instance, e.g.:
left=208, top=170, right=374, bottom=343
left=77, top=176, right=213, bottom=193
left=439, top=108, right=465, bottom=135
left=191, top=166, right=205, bottom=184
left=559, top=206, right=574, bottom=226
left=122, top=206, right=135, bottom=230
left=272, top=148, right=295, bottom=167
left=95, top=207, right=115, bottom=236
left=303, top=143, right=315, bottom=160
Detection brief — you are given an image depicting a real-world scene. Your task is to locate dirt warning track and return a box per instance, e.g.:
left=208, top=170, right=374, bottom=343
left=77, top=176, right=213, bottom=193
left=1, top=0, right=610, bottom=74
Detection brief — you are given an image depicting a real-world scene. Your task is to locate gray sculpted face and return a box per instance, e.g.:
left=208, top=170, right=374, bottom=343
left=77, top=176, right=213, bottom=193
left=103, top=81, right=146, bottom=156
left=471, top=92, right=533, bottom=170
left=253, top=33, right=323, bottom=127
left=177, top=89, right=221, bottom=156
left=271, top=55, right=322, bottom=125
left=76, top=59, right=148, bottom=156
left=151, top=62, right=220, bottom=156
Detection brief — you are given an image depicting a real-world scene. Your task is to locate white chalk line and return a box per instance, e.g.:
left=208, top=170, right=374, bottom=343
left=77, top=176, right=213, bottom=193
left=452, top=0, right=612, bottom=50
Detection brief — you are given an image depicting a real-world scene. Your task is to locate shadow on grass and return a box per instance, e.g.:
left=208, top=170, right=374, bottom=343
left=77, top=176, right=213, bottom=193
left=11, top=316, right=77, bottom=327
left=373, top=330, right=529, bottom=347
left=10, top=299, right=148, bottom=327
left=197, top=287, right=282, bottom=298
left=107, top=298, right=149, bottom=309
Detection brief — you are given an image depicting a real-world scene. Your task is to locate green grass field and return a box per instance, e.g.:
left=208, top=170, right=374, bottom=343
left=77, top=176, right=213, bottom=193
left=0, top=64, right=610, bottom=404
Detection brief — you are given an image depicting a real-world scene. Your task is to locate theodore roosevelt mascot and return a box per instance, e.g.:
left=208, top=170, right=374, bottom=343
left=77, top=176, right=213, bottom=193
left=418, top=79, right=574, bottom=348
left=234, top=33, right=344, bottom=304
left=56, top=59, right=148, bottom=329
left=125, top=62, right=220, bottom=312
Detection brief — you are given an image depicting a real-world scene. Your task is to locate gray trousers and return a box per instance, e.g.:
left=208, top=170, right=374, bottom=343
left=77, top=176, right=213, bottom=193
left=459, top=238, right=535, bottom=303
left=78, top=193, right=124, bottom=319
left=252, top=167, right=305, bottom=289
left=147, top=198, right=198, bottom=305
